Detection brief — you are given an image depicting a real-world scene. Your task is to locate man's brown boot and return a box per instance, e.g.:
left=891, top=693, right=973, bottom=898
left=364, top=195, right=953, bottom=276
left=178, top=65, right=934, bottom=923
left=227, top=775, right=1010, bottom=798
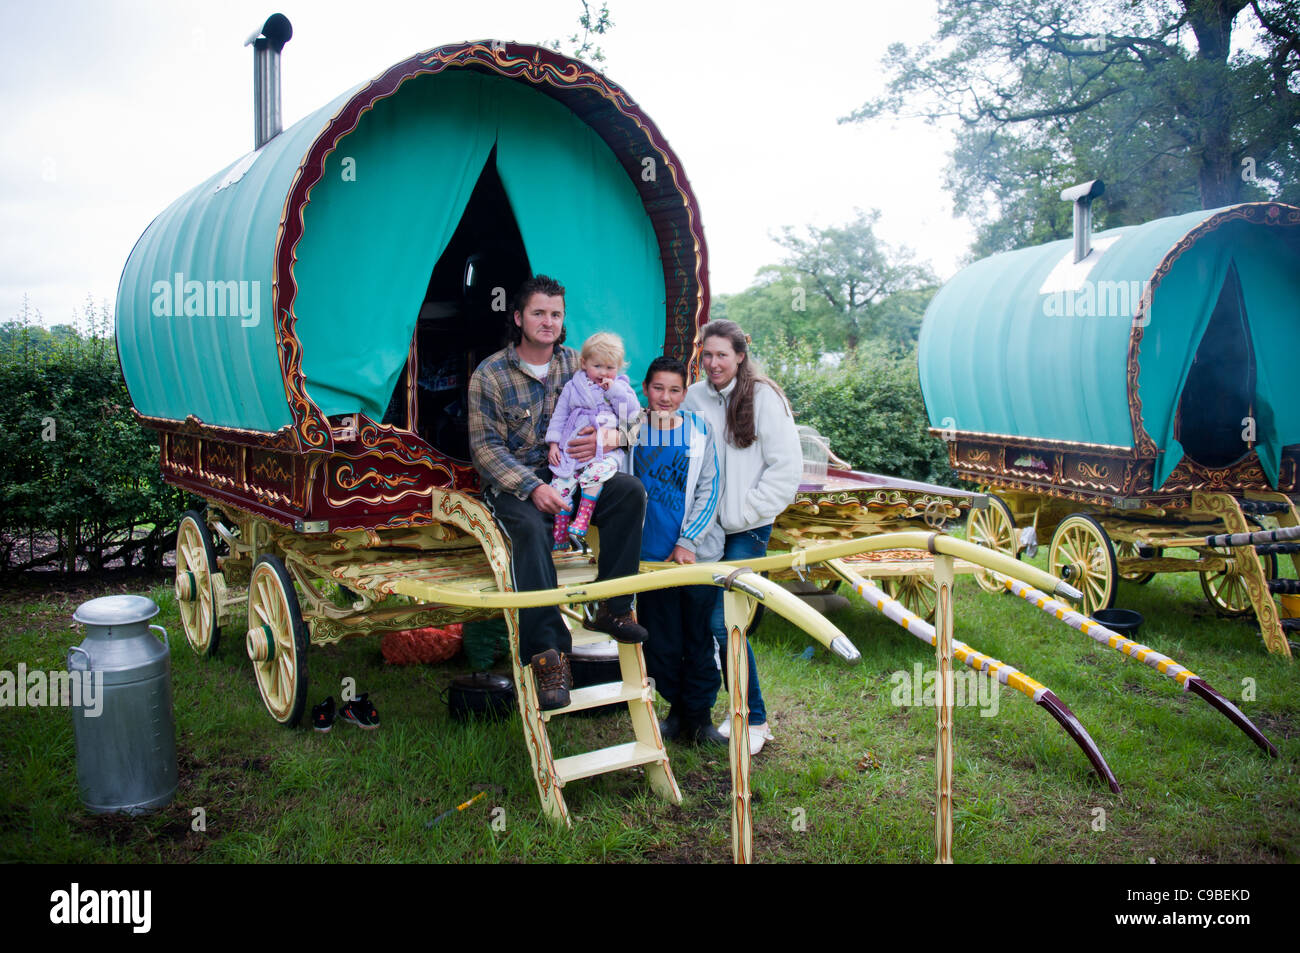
left=589, top=606, right=648, bottom=644
left=531, top=649, right=572, bottom=711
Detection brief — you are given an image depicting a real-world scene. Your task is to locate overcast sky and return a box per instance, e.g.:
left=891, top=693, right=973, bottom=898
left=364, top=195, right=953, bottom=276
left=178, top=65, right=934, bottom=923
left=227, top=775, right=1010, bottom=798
left=0, top=0, right=972, bottom=329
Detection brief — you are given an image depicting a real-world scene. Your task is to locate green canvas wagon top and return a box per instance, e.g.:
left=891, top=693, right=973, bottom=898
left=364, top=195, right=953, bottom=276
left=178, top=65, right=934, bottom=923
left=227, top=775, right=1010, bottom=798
left=919, top=203, right=1300, bottom=500
left=117, top=41, right=707, bottom=451
left=115, top=41, right=709, bottom=529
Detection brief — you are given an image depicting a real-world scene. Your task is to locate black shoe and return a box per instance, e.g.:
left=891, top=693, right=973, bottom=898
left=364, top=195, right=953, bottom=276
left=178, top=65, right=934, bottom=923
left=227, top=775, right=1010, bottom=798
left=659, top=706, right=682, bottom=741
left=684, top=711, right=728, bottom=747
left=531, top=649, right=572, bottom=711
left=339, top=693, right=380, bottom=729
left=312, top=696, right=335, bottom=733
left=589, top=607, right=648, bottom=644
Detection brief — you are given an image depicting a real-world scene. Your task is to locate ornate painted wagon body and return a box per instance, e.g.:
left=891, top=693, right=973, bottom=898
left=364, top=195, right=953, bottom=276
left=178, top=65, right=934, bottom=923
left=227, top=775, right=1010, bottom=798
left=921, top=198, right=1300, bottom=655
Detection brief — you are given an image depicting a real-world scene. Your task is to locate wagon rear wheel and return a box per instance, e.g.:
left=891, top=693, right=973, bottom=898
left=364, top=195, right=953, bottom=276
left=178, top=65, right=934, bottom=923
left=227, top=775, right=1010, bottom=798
left=176, top=510, right=221, bottom=657
left=246, top=554, right=309, bottom=727
left=1115, top=540, right=1158, bottom=585
left=966, top=495, right=1019, bottom=594
left=1049, top=514, right=1117, bottom=617
left=1200, top=521, right=1277, bottom=617
left=882, top=574, right=939, bottom=622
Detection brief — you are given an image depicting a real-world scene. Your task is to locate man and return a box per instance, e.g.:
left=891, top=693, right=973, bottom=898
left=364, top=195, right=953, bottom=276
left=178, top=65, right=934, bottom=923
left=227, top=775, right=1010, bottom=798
left=467, top=275, right=648, bottom=711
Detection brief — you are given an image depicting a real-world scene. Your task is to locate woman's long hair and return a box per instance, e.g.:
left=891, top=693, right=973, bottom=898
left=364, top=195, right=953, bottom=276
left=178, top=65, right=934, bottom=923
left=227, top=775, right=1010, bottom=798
left=701, top=320, right=791, bottom=449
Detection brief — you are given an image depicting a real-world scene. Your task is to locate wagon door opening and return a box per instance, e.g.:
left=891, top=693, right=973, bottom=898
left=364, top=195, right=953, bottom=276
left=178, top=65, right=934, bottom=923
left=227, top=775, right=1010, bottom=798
left=1174, top=261, right=1257, bottom=469
left=382, top=149, right=531, bottom=462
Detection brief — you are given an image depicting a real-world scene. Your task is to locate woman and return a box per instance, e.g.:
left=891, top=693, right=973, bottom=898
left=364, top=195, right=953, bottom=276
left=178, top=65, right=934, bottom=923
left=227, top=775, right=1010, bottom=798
left=684, top=320, right=802, bottom=755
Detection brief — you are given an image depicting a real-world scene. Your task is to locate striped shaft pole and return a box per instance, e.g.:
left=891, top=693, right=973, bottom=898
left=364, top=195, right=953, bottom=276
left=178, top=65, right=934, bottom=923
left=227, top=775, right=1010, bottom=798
left=832, top=559, right=1120, bottom=792
left=1002, top=577, right=1278, bottom=757
left=1202, top=524, right=1300, bottom=549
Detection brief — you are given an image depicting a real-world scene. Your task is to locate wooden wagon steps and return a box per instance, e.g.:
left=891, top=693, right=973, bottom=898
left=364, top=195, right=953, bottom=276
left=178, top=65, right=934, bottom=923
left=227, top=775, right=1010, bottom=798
left=524, top=620, right=680, bottom=817
left=284, top=535, right=679, bottom=815
left=1192, top=491, right=1298, bottom=658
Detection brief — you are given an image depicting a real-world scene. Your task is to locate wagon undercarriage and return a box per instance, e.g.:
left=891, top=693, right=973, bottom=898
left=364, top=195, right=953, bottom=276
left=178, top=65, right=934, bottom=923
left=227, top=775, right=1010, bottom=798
left=970, top=488, right=1299, bottom=658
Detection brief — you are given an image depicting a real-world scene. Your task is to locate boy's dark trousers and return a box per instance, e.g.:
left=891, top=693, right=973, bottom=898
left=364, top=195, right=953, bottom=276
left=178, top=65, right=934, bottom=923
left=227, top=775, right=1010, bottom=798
left=639, top=583, right=721, bottom=715
left=486, top=470, right=646, bottom=662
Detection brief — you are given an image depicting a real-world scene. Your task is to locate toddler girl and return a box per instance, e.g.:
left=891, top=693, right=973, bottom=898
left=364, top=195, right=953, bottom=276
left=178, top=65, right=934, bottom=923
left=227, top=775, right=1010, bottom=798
left=545, top=332, right=640, bottom=549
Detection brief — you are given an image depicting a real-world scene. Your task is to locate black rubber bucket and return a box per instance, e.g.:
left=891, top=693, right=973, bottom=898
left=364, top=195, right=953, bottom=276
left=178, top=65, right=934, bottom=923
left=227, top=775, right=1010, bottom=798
left=1091, top=608, right=1144, bottom=636
left=443, top=672, right=515, bottom=722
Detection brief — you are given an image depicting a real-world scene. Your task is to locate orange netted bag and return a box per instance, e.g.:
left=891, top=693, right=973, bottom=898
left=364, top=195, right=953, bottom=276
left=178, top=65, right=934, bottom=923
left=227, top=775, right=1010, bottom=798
left=380, top=624, right=463, bottom=665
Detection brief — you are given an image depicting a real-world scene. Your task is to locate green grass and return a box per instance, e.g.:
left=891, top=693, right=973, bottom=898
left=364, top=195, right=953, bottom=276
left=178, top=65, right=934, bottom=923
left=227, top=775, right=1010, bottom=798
left=2, top=547, right=1297, bottom=864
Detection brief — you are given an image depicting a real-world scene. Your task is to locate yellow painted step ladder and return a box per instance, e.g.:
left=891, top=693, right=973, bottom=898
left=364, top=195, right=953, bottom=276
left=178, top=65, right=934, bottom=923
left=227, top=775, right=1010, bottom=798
left=511, top=615, right=681, bottom=825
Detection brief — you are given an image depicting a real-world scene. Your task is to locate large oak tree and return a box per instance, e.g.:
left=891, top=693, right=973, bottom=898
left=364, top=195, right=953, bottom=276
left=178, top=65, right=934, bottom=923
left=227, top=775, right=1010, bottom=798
left=847, top=0, right=1300, bottom=256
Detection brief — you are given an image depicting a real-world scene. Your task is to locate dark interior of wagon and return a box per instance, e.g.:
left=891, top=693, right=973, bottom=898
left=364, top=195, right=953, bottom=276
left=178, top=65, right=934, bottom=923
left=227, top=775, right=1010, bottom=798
left=1174, top=261, right=1257, bottom=469
left=382, top=150, right=532, bottom=461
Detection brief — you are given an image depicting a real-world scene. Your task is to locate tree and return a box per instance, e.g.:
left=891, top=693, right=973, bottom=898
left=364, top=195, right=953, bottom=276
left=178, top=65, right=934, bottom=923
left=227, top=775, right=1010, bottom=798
left=847, top=0, right=1300, bottom=255
left=771, top=210, right=935, bottom=351
left=765, top=343, right=955, bottom=484
left=715, top=265, right=846, bottom=355
left=0, top=298, right=187, bottom=573
left=547, top=1, right=614, bottom=64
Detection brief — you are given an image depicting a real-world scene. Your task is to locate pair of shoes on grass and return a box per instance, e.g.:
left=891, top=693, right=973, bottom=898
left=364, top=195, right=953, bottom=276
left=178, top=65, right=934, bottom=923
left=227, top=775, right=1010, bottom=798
left=717, top=717, right=772, bottom=755
left=312, top=694, right=380, bottom=732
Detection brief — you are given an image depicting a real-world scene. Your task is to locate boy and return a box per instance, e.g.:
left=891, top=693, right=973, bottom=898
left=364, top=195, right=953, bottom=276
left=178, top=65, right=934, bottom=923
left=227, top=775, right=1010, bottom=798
left=629, top=356, right=726, bottom=745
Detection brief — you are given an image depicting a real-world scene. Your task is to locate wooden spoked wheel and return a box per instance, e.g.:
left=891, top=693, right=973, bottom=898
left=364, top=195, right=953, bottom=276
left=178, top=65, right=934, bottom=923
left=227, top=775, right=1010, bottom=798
left=966, top=495, right=1019, bottom=594
left=1200, top=524, right=1277, bottom=617
left=175, top=510, right=221, bottom=657
left=1115, top=540, right=1158, bottom=585
left=1049, top=515, right=1117, bottom=617
left=882, top=574, right=939, bottom=622
left=246, top=554, right=309, bottom=727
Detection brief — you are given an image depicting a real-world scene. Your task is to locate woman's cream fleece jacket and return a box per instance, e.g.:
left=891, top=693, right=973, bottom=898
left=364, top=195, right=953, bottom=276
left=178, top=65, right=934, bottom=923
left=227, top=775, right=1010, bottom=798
left=683, top=377, right=803, bottom=533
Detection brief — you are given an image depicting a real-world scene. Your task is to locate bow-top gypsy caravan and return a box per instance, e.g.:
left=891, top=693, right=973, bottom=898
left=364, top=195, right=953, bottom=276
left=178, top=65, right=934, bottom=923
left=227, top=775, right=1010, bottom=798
left=115, top=27, right=721, bottom=801
left=921, top=189, right=1300, bottom=655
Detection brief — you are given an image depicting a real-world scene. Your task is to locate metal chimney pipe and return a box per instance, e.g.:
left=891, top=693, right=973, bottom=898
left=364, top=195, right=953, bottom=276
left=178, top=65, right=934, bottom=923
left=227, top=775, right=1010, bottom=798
left=1059, top=179, right=1105, bottom=263
left=245, top=14, right=293, bottom=150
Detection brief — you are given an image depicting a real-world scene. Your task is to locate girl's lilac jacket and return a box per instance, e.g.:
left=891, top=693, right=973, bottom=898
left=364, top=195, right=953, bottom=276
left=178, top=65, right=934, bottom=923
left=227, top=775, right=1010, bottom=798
left=545, top=373, right=640, bottom=478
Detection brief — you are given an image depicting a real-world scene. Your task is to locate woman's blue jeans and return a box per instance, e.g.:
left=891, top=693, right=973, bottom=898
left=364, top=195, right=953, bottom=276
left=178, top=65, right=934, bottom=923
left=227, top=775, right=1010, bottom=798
left=711, top=525, right=771, bottom=725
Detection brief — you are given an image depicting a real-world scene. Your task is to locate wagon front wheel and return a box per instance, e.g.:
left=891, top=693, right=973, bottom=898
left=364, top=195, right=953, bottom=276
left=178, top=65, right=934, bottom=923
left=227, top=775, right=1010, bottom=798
left=966, top=495, right=1019, bottom=594
left=882, top=574, right=939, bottom=622
left=246, top=554, right=309, bottom=727
left=176, top=510, right=221, bottom=657
left=1049, top=514, right=1117, bottom=617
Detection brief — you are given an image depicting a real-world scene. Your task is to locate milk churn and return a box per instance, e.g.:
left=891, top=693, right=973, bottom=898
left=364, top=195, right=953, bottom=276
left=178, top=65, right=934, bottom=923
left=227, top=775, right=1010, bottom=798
left=68, top=595, right=178, bottom=814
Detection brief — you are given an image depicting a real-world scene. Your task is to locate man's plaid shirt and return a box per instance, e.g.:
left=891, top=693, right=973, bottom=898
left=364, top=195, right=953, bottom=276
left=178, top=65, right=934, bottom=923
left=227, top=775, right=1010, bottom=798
left=468, top=343, right=580, bottom=500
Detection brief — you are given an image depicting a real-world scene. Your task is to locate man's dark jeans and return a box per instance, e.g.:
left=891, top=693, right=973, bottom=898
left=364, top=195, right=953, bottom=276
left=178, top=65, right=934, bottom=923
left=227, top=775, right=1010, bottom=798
left=485, top=471, right=646, bottom=662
